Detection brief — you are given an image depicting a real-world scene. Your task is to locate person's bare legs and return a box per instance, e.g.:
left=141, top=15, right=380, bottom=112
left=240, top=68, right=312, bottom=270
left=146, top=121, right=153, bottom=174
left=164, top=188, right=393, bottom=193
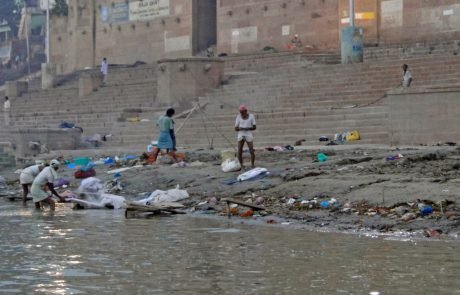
left=22, top=184, right=29, bottom=204
left=42, top=197, right=56, bottom=211
left=247, top=141, right=255, bottom=168
left=35, top=202, right=41, bottom=210
left=237, top=140, right=245, bottom=169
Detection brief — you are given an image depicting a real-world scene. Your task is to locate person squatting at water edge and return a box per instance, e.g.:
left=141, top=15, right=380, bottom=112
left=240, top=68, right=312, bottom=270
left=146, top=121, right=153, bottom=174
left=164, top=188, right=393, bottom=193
left=19, top=160, right=45, bottom=205
left=31, top=159, right=66, bottom=211
left=235, top=104, right=257, bottom=169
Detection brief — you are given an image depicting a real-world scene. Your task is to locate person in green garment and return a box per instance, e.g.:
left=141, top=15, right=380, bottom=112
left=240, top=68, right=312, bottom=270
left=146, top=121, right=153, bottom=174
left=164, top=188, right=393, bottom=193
left=151, top=108, right=178, bottom=163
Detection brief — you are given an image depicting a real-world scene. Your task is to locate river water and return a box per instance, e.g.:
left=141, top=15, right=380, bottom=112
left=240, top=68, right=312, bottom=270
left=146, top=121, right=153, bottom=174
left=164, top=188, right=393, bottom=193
left=0, top=203, right=459, bottom=295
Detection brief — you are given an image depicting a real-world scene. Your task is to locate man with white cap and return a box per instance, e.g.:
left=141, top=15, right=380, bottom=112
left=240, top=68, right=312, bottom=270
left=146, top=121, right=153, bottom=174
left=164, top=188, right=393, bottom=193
left=235, top=105, right=257, bottom=169
left=31, top=159, right=65, bottom=210
left=19, top=161, right=45, bottom=205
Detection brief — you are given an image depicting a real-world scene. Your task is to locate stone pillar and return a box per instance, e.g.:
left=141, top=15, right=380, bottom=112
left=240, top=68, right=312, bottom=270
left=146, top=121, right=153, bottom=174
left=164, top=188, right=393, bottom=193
left=5, top=81, right=28, bottom=97
left=41, top=63, right=57, bottom=89
left=157, top=58, right=224, bottom=106
left=341, top=27, right=364, bottom=64
left=78, top=72, right=101, bottom=97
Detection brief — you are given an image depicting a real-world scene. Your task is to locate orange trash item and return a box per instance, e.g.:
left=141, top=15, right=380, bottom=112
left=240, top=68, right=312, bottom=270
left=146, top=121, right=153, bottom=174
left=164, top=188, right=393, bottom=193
left=240, top=209, right=254, bottom=218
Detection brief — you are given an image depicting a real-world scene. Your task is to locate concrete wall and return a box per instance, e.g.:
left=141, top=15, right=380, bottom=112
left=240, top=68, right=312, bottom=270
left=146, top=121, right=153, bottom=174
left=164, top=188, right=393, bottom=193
left=217, top=0, right=339, bottom=54
left=11, top=128, right=83, bottom=158
left=388, top=87, right=460, bottom=145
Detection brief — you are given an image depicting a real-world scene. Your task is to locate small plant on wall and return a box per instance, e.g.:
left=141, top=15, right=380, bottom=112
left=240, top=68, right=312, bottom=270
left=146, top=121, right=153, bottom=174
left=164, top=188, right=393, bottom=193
left=51, top=0, right=69, bottom=16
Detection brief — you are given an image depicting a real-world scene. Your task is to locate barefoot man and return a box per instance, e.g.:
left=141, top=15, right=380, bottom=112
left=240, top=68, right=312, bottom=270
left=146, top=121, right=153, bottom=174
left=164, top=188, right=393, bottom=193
left=235, top=105, right=256, bottom=169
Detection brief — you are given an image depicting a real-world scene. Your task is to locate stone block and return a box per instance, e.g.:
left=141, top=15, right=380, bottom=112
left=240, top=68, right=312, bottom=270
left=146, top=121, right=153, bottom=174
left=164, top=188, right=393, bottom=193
left=79, top=72, right=101, bottom=97
left=11, top=128, right=82, bottom=158
left=41, top=63, right=57, bottom=90
left=157, top=57, right=224, bottom=107
left=5, top=81, right=28, bottom=97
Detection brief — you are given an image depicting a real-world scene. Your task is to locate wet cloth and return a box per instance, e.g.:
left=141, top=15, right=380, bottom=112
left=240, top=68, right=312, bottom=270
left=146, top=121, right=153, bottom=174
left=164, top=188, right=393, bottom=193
left=235, top=113, right=256, bottom=142
left=157, top=116, right=174, bottom=150
left=31, top=167, right=58, bottom=202
left=19, top=164, right=42, bottom=184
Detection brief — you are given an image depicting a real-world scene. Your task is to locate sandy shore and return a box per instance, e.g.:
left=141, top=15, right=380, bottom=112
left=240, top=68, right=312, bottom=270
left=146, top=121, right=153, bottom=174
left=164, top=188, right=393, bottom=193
left=1, top=144, right=460, bottom=238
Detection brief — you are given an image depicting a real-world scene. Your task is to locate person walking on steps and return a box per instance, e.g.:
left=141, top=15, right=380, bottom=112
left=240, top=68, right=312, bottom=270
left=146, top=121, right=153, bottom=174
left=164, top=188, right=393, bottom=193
left=31, top=159, right=65, bottom=211
left=235, top=105, right=256, bottom=169
left=101, top=57, right=108, bottom=85
left=4, top=96, right=11, bottom=126
left=152, top=108, right=178, bottom=163
left=402, top=64, right=412, bottom=87
left=19, top=161, right=45, bottom=205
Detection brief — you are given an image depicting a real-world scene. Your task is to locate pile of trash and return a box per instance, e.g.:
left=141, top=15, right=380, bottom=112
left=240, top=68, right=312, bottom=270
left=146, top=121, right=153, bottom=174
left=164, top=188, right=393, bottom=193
left=282, top=195, right=457, bottom=223
left=70, top=177, right=126, bottom=209
left=132, top=185, right=190, bottom=206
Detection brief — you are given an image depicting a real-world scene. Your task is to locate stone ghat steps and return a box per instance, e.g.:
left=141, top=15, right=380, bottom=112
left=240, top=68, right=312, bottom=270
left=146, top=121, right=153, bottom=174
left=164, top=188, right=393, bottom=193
left=11, top=86, right=157, bottom=113
left=223, top=52, right=340, bottom=72
left=218, top=65, right=460, bottom=94
left=104, top=107, right=389, bottom=147
left=221, top=55, right=460, bottom=86
left=52, top=65, right=157, bottom=88
left=364, top=41, right=460, bottom=61
left=10, top=107, right=165, bottom=128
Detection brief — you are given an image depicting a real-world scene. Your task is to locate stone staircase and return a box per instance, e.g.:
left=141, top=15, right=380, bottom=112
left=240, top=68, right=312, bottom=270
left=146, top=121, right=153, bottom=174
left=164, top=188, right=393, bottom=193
left=175, top=54, right=460, bottom=149
left=6, top=64, right=165, bottom=148
left=3, top=48, right=460, bottom=151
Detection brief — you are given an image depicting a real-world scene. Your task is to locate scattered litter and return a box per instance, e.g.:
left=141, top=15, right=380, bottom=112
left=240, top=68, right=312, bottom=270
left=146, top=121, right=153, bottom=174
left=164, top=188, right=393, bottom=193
left=423, top=228, right=442, bottom=238
left=386, top=154, right=404, bottom=161
left=172, top=161, right=188, bottom=168
left=401, top=212, right=417, bottom=222
left=72, top=177, right=125, bottom=209
left=317, top=153, right=328, bottom=162
left=107, top=165, right=143, bottom=174
left=420, top=205, right=433, bottom=216
left=240, top=209, right=254, bottom=218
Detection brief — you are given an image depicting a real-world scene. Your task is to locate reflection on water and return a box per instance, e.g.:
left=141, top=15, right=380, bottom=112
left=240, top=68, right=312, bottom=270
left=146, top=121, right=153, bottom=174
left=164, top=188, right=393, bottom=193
left=0, top=203, right=459, bottom=294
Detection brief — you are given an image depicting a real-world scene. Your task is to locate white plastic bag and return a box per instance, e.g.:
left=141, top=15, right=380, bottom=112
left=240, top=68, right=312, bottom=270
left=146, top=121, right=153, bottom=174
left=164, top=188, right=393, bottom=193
left=221, top=159, right=241, bottom=173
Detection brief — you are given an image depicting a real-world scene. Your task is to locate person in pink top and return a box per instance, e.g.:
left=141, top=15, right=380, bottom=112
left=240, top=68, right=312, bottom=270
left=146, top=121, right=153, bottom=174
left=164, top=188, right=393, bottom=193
left=235, top=105, right=257, bottom=168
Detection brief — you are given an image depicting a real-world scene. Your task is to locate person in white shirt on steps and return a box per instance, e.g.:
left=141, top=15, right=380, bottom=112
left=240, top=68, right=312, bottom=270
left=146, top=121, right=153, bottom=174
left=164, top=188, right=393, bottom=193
left=3, top=96, right=10, bottom=126
left=402, top=64, right=412, bottom=87
left=101, top=57, right=108, bottom=85
left=235, top=105, right=257, bottom=169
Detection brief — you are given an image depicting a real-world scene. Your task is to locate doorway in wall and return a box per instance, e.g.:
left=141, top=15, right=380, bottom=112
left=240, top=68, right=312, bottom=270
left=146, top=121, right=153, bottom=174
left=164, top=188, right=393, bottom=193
left=192, top=0, right=217, bottom=56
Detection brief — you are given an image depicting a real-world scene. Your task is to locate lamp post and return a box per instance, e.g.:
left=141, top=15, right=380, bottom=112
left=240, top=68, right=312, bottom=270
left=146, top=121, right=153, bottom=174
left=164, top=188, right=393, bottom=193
left=46, top=0, right=50, bottom=64
left=349, top=0, right=354, bottom=28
